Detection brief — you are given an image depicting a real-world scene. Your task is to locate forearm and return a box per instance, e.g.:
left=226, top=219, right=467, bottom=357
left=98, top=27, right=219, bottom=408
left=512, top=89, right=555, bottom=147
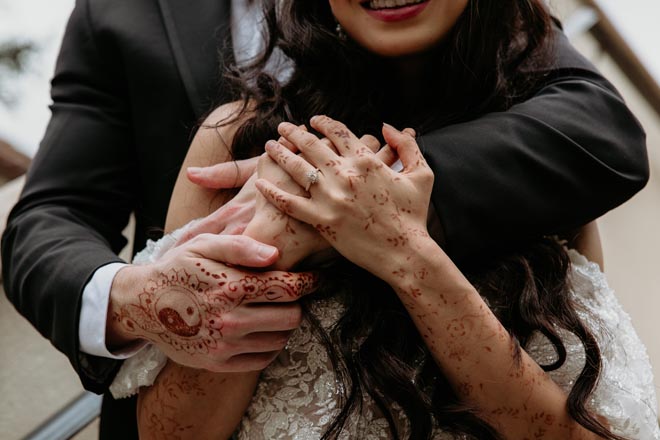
left=2, top=205, right=128, bottom=392
left=423, top=72, right=648, bottom=263
left=386, top=238, right=598, bottom=439
left=138, top=362, right=259, bottom=440
left=135, top=206, right=316, bottom=438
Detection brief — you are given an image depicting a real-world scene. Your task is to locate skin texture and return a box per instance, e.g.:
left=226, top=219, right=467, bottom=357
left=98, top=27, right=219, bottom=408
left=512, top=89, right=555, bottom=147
left=329, top=0, right=469, bottom=57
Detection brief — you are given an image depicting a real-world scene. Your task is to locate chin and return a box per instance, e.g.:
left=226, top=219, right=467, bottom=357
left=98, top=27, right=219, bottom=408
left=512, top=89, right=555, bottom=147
left=359, top=37, right=440, bottom=58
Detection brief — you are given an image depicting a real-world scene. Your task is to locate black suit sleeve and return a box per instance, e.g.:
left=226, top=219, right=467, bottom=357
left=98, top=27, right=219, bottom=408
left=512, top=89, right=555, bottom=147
left=1, top=0, right=135, bottom=393
left=421, top=30, right=649, bottom=263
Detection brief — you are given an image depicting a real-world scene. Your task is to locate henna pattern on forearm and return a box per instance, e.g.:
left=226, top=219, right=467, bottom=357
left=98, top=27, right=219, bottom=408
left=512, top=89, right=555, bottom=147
left=140, top=366, right=217, bottom=439
left=113, top=267, right=317, bottom=354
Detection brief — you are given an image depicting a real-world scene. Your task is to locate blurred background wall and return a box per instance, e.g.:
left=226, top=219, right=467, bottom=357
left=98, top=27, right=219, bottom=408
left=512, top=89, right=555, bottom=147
left=0, top=0, right=658, bottom=438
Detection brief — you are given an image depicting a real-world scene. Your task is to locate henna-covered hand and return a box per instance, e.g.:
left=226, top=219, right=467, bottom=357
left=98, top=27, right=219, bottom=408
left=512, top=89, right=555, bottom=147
left=243, top=152, right=330, bottom=270
left=108, top=234, right=318, bottom=372
left=181, top=128, right=386, bottom=247
left=255, top=116, right=434, bottom=282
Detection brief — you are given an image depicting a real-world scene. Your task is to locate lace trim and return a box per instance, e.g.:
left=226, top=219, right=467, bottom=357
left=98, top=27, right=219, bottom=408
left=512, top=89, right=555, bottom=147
left=109, top=346, right=167, bottom=399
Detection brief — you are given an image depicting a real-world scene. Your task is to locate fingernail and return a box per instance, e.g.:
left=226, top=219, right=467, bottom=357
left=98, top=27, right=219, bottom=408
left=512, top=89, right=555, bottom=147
left=383, top=122, right=399, bottom=132
left=188, top=167, right=201, bottom=176
left=257, top=245, right=277, bottom=260
left=265, top=140, right=279, bottom=150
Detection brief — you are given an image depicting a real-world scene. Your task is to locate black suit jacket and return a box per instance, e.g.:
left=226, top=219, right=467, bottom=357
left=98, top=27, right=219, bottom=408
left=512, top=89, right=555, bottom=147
left=1, top=0, right=649, bottom=438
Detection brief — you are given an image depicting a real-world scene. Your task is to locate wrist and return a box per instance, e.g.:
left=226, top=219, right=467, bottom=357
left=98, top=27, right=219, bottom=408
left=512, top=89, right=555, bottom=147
left=106, top=264, right=150, bottom=350
left=385, top=234, right=474, bottom=300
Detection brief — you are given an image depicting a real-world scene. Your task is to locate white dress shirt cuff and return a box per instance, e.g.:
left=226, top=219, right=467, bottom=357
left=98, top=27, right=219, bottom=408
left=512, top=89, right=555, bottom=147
left=79, top=262, right=147, bottom=359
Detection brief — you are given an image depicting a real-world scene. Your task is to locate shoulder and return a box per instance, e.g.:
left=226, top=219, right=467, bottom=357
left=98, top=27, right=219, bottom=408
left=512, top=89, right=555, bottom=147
left=187, top=101, right=254, bottom=167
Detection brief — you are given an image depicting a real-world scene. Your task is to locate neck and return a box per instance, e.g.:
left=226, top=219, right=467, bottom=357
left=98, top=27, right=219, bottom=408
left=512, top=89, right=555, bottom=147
left=384, top=52, right=437, bottom=124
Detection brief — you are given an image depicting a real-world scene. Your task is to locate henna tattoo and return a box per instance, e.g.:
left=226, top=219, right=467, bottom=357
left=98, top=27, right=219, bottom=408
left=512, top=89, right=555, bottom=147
left=262, top=186, right=292, bottom=214
left=115, top=268, right=317, bottom=355
left=372, top=189, right=390, bottom=205
left=457, top=381, right=474, bottom=398
left=446, top=319, right=467, bottom=338
left=386, top=234, right=409, bottom=247
left=414, top=268, right=428, bottom=280
left=347, top=173, right=368, bottom=190
left=315, top=224, right=337, bottom=242
left=333, top=129, right=351, bottom=140
left=398, top=285, right=422, bottom=298
left=355, top=147, right=371, bottom=157
left=325, top=159, right=342, bottom=174
left=140, top=367, right=220, bottom=439
left=363, top=213, right=376, bottom=230
left=273, top=147, right=289, bottom=165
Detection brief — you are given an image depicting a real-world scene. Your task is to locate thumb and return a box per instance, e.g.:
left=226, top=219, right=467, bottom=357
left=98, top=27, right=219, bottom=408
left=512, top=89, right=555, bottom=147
left=187, top=157, right=259, bottom=189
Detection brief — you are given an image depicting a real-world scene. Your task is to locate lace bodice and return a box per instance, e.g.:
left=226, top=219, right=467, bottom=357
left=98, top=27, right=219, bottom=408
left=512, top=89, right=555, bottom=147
left=111, top=231, right=660, bottom=439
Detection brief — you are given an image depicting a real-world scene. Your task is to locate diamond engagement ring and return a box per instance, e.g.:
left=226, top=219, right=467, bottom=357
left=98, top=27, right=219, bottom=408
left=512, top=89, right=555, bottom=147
left=305, top=168, right=321, bottom=191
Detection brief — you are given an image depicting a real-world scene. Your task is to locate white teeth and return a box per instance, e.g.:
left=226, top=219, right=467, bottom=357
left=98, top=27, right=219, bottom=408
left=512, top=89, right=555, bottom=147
left=368, top=0, right=424, bottom=10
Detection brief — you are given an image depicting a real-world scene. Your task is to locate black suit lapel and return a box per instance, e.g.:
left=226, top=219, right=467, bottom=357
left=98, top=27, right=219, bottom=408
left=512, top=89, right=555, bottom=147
left=158, top=0, right=232, bottom=118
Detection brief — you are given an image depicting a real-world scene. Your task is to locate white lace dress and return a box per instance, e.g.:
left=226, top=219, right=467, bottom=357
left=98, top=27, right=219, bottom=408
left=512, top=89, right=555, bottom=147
left=111, top=229, right=660, bottom=439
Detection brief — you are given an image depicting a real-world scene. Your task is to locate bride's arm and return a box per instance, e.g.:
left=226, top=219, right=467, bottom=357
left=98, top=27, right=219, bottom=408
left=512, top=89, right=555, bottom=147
left=137, top=104, right=325, bottom=439
left=258, top=116, right=607, bottom=440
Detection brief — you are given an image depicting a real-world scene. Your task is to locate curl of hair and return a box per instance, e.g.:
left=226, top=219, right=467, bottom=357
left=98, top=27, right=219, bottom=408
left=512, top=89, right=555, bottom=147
left=215, top=1, right=625, bottom=438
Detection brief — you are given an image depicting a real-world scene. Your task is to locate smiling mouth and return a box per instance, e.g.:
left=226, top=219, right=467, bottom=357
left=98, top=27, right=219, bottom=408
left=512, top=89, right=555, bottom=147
left=362, top=0, right=427, bottom=10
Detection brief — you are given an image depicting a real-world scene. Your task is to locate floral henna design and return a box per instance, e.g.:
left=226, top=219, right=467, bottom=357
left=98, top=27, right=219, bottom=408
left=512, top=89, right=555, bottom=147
left=347, top=173, right=368, bottom=190
left=140, top=367, right=215, bottom=438
left=315, top=224, right=337, bottom=242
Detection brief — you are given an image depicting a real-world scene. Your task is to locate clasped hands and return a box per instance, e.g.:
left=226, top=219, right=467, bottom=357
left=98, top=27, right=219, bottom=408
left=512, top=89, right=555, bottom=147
left=109, top=116, right=432, bottom=373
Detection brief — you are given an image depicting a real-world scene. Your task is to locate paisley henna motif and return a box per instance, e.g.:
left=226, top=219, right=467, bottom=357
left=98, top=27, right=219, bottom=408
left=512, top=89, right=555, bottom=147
left=115, top=268, right=317, bottom=355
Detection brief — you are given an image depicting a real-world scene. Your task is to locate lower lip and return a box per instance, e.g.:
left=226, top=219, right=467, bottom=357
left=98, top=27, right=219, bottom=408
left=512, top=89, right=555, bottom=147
left=364, top=1, right=430, bottom=22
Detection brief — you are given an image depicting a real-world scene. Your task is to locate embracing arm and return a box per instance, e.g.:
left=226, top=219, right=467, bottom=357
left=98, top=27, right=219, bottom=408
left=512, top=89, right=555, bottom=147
left=422, top=26, right=648, bottom=262
left=188, top=27, right=648, bottom=265
left=0, top=0, right=135, bottom=392
left=137, top=104, right=324, bottom=439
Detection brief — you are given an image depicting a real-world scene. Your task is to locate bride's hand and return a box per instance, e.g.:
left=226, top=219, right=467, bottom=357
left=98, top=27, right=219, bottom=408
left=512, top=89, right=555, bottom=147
left=256, top=116, right=434, bottom=280
left=243, top=151, right=329, bottom=269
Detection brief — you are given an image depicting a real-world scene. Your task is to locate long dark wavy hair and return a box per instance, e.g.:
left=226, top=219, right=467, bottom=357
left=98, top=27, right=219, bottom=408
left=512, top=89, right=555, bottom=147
left=215, top=1, right=625, bottom=438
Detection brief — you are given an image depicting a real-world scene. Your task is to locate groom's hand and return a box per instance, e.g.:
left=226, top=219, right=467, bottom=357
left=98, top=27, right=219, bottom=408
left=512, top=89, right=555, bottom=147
left=107, top=235, right=317, bottom=372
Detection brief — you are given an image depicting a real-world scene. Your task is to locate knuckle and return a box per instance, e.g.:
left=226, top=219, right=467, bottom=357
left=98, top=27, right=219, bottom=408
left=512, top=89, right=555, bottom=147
left=286, top=308, right=303, bottom=329
left=289, top=157, right=306, bottom=176
left=301, top=134, right=319, bottom=150
left=361, top=135, right=380, bottom=151
left=328, top=119, right=346, bottom=132
left=220, top=314, right=240, bottom=336
left=354, top=154, right=374, bottom=169
left=212, top=341, right=232, bottom=360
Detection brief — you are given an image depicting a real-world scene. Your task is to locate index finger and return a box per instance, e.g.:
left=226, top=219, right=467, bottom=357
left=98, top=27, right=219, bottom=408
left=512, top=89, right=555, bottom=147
left=240, top=270, right=319, bottom=303
left=277, top=122, right=335, bottom=168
